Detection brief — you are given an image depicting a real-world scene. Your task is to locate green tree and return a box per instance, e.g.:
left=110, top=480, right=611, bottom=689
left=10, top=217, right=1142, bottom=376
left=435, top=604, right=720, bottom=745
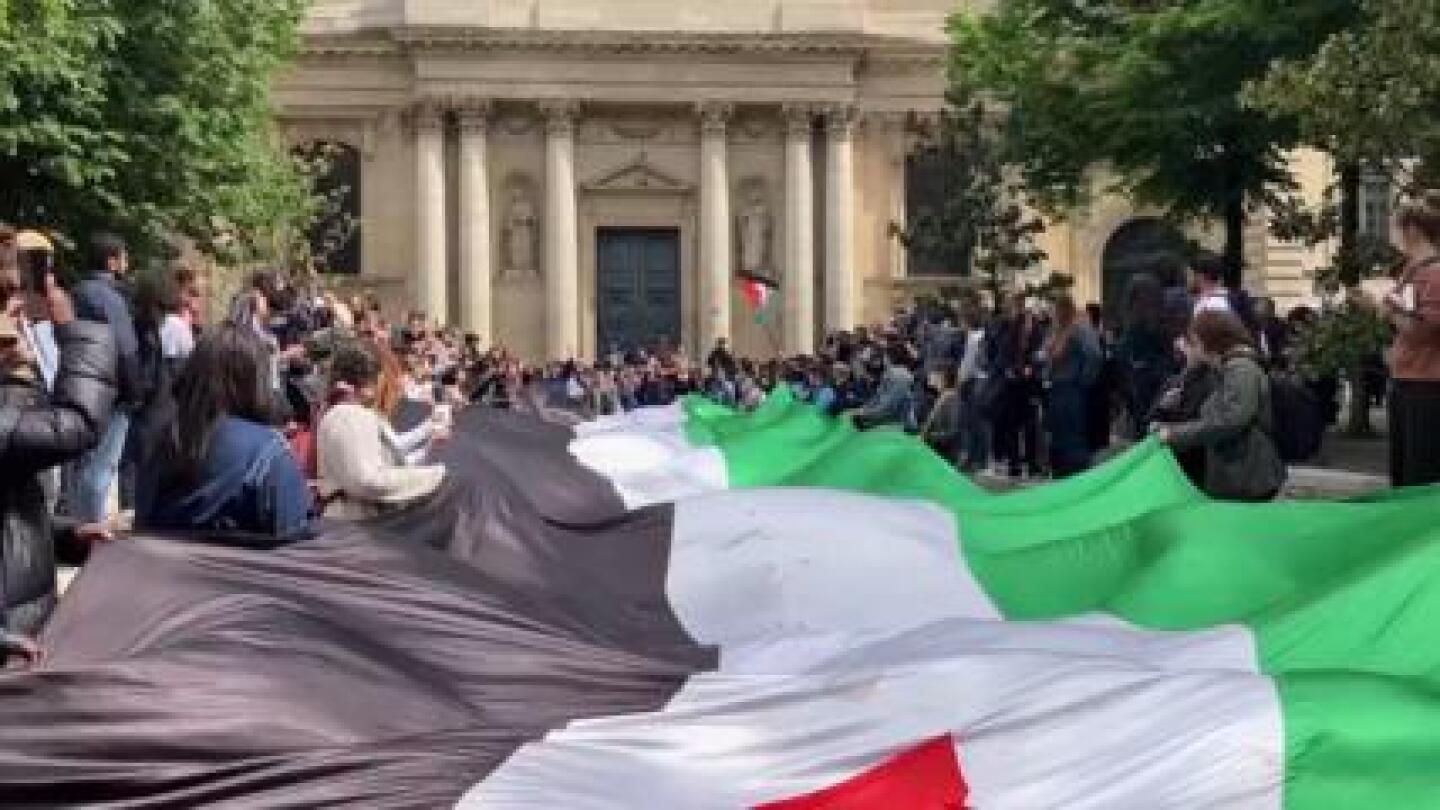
left=949, top=0, right=1359, bottom=288
left=1250, top=0, right=1440, bottom=287
left=1251, top=0, right=1440, bottom=189
left=1293, top=291, right=1392, bottom=436
left=890, top=96, right=1049, bottom=301
left=0, top=0, right=311, bottom=266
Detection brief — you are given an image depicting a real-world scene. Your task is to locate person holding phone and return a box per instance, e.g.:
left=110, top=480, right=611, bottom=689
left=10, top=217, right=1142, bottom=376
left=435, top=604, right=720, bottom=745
left=1384, top=198, right=1440, bottom=487
left=0, top=270, right=118, bottom=665
left=12, top=231, right=60, bottom=391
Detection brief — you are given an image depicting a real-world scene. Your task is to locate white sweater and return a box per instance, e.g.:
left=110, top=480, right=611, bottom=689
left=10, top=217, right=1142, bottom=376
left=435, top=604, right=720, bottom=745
left=317, top=402, right=446, bottom=519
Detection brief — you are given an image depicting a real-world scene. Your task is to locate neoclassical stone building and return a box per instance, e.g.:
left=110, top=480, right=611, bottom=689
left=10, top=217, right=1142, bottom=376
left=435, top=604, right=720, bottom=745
left=276, top=0, right=1343, bottom=360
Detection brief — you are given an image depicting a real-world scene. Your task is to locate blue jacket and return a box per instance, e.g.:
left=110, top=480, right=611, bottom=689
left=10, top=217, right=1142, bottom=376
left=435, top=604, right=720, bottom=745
left=72, top=273, right=143, bottom=408
left=136, top=416, right=312, bottom=540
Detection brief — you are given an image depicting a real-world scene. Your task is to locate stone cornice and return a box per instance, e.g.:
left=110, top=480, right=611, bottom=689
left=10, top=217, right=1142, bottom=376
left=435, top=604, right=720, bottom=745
left=300, top=27, right=949, bottom=58
left=391, top=28, right=875, bottom=56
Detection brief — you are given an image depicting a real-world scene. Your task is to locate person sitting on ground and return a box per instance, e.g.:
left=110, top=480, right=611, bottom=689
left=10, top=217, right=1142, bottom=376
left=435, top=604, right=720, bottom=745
left=0, top=271, right=117, bottom=664
left=135, top=324, right=312, bottom=540
left=852, top=344, right=915, bottom=430
left=1153, top=310, right=1286, bottom=502
left=919, top=366, right=962, bottom=466
left=318, top=344, right=446, bottom=520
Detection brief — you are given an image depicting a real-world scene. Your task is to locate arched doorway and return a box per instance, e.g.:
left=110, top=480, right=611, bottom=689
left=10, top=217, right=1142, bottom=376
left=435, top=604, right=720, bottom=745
left=293, top=141, right=361, bottom=276
left=1101, top=218, right=1188, bottom=324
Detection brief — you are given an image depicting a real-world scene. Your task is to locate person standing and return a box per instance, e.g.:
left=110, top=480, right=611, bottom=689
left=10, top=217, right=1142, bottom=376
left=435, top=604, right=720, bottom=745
left=69, top=232, right=142, bottom=524
left=956, top=304, right=991, bottom=471
left=1191, top=254, right=1233, bottom=316
left=1044, top=296, right=1101, bottom=478
left=0, top=273, right=117, bottom=659
left=1154, top=311, right=1286, bottom=502
left=1115, top=274, right=1178, bottom=440
left=987, top=295, right=1046, bottom=478
left=1384, top=200, right=1440, bottom=487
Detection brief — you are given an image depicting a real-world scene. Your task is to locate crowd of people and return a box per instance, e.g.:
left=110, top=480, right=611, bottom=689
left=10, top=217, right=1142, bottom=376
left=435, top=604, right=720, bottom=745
left=0, top=196, right=1437, bottom=667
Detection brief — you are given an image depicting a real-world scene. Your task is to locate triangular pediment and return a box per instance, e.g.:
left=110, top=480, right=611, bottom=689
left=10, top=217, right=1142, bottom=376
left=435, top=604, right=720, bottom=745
left=582, top=156, right=692, bottom=194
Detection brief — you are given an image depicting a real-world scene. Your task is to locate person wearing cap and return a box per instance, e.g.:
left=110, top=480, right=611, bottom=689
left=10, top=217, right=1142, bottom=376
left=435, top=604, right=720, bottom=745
left=10, top=230, right=60, bottom=391
left=0, top=271, right=118, bottom=665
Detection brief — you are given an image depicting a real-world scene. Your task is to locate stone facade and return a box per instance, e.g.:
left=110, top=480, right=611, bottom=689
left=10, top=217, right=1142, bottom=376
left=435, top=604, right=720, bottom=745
left=276, top=0, right=1331, bottom=361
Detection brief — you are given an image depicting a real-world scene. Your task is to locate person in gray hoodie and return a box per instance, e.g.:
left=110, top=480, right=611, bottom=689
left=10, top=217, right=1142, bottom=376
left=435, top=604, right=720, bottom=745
left=1154, top=310, right=1286, bottom=502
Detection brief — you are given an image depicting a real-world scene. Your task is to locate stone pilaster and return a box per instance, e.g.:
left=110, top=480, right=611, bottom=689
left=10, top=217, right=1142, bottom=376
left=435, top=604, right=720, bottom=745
left=824, top=104, right=858, bottom=333
left=782, top=104, right=816, bottom=354
left=698, top=101, right=734, bottom=352
left=457, top=100, right=494, bottom=342
left=541, top=100, right=581, bottom=359
left=412, top=100, right=448, bottom=324
left=876, top=112, right=911, bottom=280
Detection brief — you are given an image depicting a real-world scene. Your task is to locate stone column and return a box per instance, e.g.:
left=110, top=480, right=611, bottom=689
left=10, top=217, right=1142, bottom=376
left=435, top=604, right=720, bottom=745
left=782, top=104, right=816, bottom=355
left=542, top=101, right=581, bottom=360
left=882, top=112, right=911, bottom=280
left=413, top=101, right=448, bottom=324
left=824, top=104, right=858, bottom=333
left=698, top=102, right=734, bottom=352
left=457, top=100, right=494, bottom=343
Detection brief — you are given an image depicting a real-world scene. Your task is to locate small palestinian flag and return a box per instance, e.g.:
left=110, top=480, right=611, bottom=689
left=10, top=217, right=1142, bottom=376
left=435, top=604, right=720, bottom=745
left=739, top=273, right=779, bottom=324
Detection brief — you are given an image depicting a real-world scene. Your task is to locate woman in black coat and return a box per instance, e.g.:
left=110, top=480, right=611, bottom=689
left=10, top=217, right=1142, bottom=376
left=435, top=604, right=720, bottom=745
left=0, top=275, right=117, bottom=664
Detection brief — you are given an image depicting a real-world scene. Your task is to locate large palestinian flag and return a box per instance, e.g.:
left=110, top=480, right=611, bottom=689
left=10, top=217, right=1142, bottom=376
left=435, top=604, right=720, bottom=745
left=2, top=391, right=1438, bottom=808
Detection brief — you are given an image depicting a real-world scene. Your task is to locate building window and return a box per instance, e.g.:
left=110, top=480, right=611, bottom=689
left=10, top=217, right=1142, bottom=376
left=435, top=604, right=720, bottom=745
left=1359, top=172, right=1393, bottom=244
left=294, top=141, right=362, bottom=276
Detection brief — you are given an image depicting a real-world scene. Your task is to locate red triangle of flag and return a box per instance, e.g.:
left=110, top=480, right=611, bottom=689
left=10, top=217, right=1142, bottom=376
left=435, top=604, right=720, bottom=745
left=740, top=278, right=769, bottom=311
left=755, top=735, right=969, bottom=810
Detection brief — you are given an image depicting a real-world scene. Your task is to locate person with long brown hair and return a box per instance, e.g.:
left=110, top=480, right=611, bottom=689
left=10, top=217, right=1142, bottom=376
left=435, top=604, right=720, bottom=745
left=135, top=324, right=311, bottom=538
left=1153, top=310, right=1286, bottom=501
left=1044, top=295, right=1102, bottom=478
left=1383, top=197, right=1440, bottom=486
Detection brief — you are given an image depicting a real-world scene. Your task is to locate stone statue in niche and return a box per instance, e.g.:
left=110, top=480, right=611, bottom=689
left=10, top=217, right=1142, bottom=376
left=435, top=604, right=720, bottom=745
left=503, top=183, right=538, bottom=279
left=736, top=180, right=772, bottom=280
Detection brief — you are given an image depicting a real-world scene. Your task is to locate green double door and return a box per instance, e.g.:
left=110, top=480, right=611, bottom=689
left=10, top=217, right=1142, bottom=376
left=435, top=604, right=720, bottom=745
left=596, top=228, right=681, bottom=356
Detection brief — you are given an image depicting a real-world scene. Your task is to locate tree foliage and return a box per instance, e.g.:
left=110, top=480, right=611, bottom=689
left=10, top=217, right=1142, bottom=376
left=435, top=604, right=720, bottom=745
left=1249, top=0, right=1440, bottom=184
left=890, top=96, right=1048, bottom=294
left=0, top=0, right=311, bottom=265
left=948, top=0, right=1359, bottom=285
left=1293, top=291, right=1392, bottom=435
left=1249, top=0, right=1440, bottom=291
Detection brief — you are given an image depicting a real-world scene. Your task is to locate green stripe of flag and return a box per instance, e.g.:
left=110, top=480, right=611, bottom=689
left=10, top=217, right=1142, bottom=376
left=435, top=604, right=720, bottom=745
left=680, top=389, right=1440, bottom=809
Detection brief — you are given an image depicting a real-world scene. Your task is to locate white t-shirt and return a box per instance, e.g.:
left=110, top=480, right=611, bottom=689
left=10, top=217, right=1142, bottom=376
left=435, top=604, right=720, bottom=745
left=159, top=313, right=195, bottom=360
left=1194, top=290, right=1233, bottom=316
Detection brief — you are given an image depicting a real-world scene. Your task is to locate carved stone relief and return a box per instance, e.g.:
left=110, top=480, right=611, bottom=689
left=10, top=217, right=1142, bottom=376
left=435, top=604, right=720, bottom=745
left=735, top=177, right=773, bottom=281
left=501, top=174, right=540, bottom=281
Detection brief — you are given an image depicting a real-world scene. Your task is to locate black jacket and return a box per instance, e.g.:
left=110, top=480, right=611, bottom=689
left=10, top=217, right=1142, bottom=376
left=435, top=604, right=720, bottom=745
left=0, top=321, right=118, bottom=633
left=72, top=273, right=142, bottom=409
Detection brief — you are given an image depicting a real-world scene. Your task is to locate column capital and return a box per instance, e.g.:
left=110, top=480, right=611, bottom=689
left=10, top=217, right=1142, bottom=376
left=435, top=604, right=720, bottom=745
left=408, top=98, right=448, bottom=133
left=822, top=104, right=860, bottom=140
left=456, top=99, right=493, bottom=134
left=781, top=104, right=818, bottom=139
left=539, top=100, right=581, bottom=137
left=696, top=102, right=734, bottom=138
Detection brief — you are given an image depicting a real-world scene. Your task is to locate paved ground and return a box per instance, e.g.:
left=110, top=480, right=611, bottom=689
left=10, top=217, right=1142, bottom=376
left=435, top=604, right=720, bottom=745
left=977, top=410, right=1394, bottom=500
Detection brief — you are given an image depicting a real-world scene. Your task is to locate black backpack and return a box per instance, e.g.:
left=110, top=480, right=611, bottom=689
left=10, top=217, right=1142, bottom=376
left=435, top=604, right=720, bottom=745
left=1268, top=372, right=1325, bottom=463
